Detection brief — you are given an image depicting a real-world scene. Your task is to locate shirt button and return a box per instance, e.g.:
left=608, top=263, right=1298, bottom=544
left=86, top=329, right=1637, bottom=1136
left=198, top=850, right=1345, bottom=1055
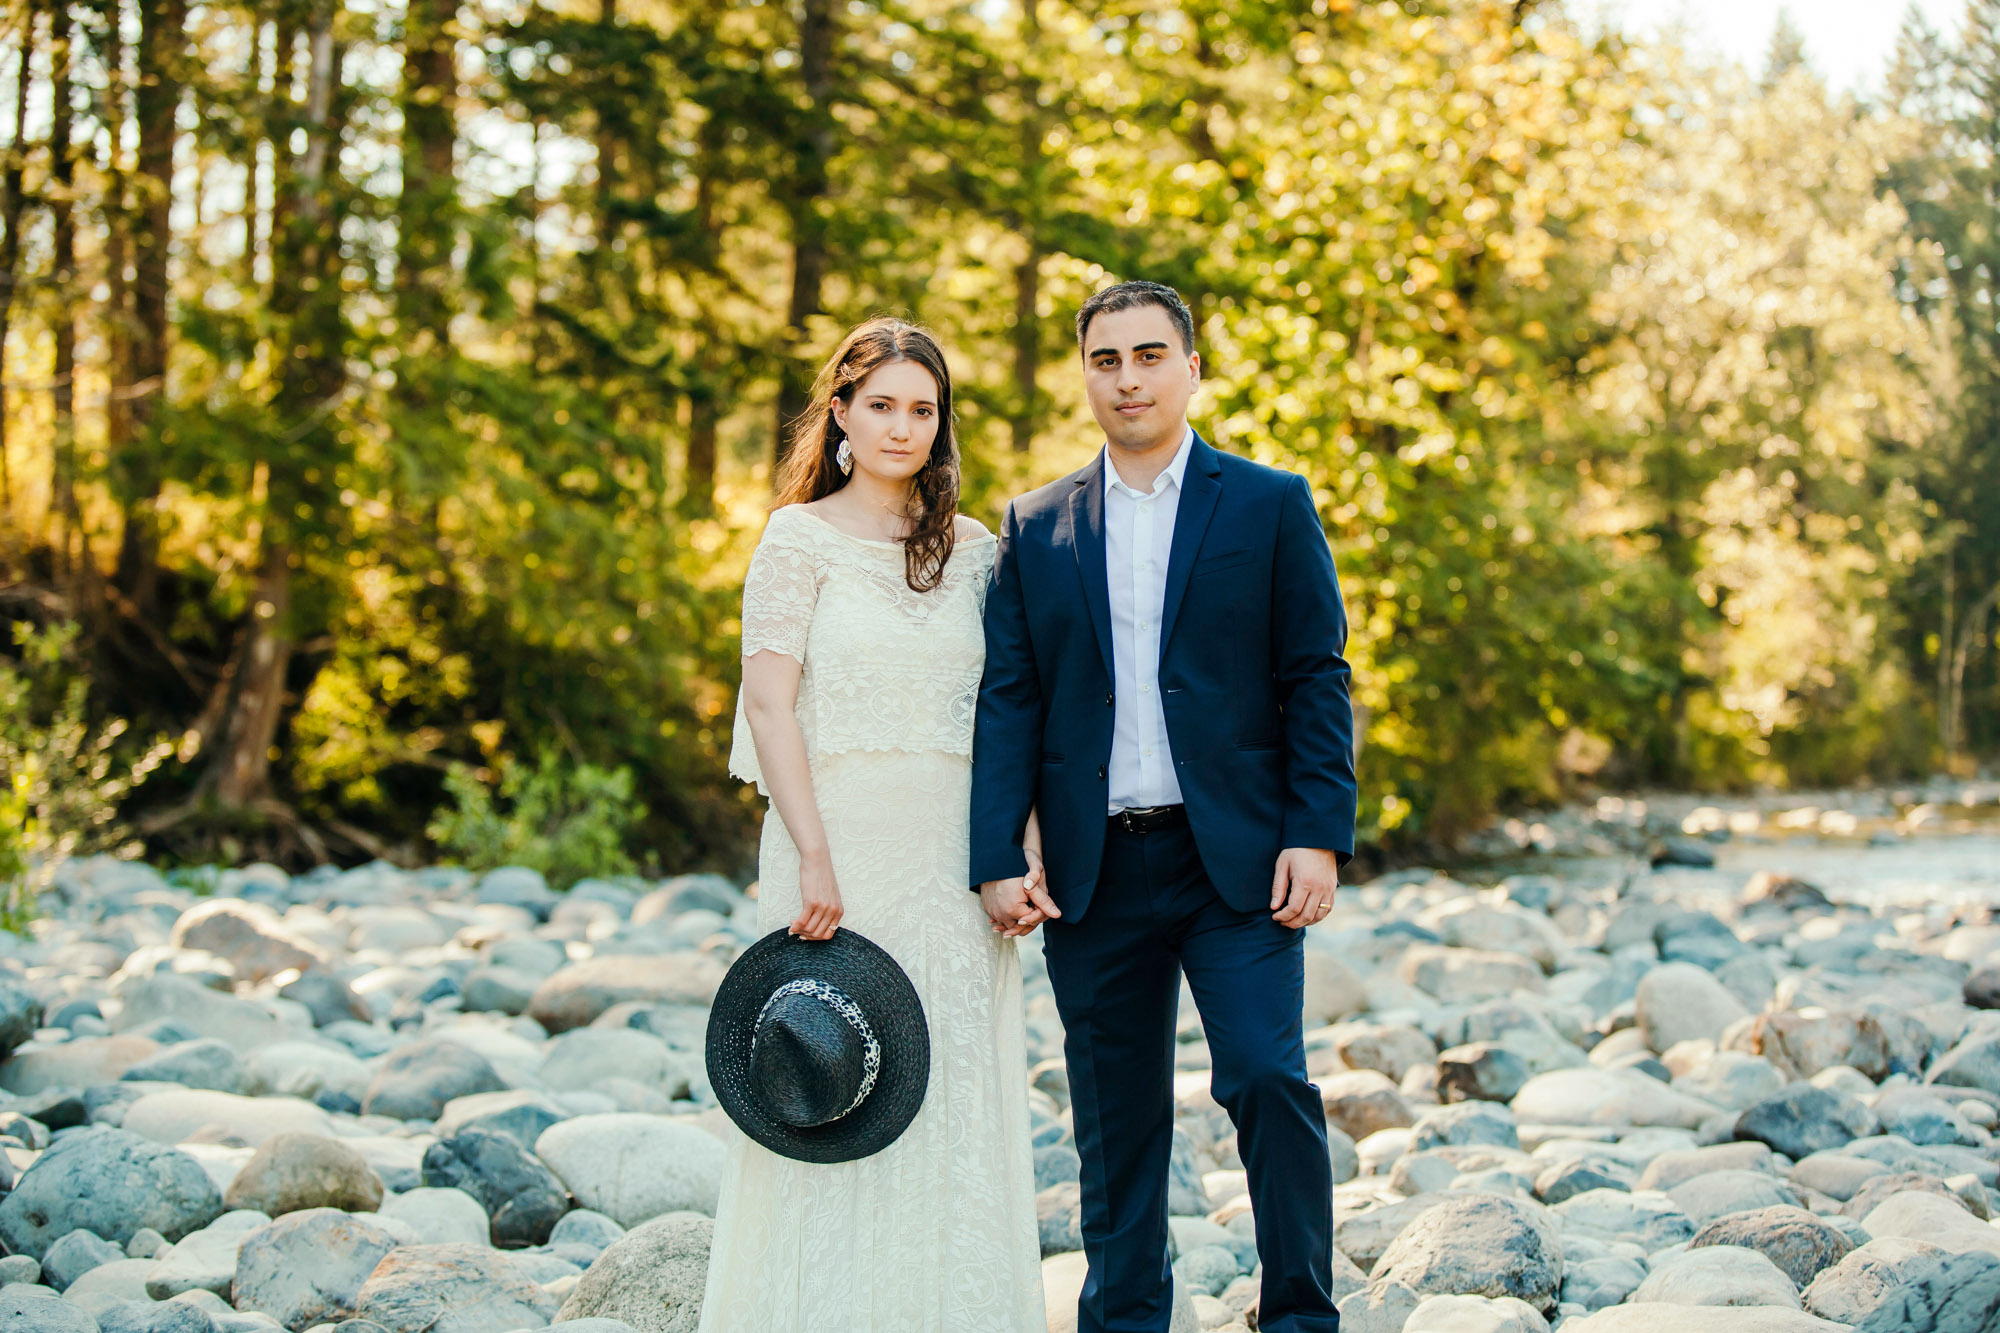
left=1140, top=684, right=1151, bottom=694
left=1144, top=748, right=1154, bottom=757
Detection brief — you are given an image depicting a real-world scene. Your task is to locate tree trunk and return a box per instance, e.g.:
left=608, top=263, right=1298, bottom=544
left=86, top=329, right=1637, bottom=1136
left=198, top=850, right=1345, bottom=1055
left=1011, top=242, right=1040, bottom=453
left=116, top=0, right=187, bottom=613
left=205, top=6, right=340, bottom=808
left=0, top=4, right=37, bottom=527
left=50, top=0, right=81, bottom=585
left=396, top=0, right=456, bottom=344
left=774, top=0, right=834, bottom=466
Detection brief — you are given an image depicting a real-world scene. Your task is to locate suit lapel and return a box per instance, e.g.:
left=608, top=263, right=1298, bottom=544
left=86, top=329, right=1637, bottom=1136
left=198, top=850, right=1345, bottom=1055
left=1159, top=433, right=1223, bottom=655
left=1068, top=454, right=1115, bottom=679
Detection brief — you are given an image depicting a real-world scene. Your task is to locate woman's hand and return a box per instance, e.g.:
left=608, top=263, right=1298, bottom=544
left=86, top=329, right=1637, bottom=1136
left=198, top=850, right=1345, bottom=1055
left=790, top=851, right=844, bottom=940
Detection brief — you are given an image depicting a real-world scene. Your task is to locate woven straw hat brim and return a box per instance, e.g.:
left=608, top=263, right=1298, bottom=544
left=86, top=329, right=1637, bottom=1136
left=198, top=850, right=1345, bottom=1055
left=705, top=926, right=930, bottom=1164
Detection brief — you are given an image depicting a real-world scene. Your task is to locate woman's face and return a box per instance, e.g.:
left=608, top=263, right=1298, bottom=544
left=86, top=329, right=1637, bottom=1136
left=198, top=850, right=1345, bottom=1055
left=831, top=359, right=942, bottom=485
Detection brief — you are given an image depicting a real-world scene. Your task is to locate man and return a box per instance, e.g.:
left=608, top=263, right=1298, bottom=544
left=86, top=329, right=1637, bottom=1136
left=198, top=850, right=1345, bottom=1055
left=971, top=279, right=1357, bottom=1333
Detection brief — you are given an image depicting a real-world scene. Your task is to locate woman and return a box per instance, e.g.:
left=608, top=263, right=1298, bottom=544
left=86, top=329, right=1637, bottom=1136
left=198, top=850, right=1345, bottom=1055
left=701, top=318, right=1047, bottom=1331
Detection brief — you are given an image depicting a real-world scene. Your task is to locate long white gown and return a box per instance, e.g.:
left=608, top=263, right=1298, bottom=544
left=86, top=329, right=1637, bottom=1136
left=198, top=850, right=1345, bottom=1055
left=699, top=503, right=1046, bottom=1333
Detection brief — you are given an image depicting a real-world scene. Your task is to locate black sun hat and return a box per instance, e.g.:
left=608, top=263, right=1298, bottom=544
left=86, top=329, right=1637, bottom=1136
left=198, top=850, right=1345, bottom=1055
left=705, top=926, right=930, bottom=1164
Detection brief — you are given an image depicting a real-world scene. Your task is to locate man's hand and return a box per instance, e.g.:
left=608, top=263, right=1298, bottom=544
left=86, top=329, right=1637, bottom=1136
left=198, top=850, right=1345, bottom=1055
left=1270, top=846, right=1340, bottom=929
left=980, top=856, right=1061, bottom=938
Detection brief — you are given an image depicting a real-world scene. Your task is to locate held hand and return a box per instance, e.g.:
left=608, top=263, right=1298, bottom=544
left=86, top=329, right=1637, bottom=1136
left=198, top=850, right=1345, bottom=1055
left=1271, top=846, right=1340, bottom=929
left=790, top=852, right=844, bottom=941
left=979, top=878, right=1030, bottom=935
left=1010, top=849, right=1061, bottom=934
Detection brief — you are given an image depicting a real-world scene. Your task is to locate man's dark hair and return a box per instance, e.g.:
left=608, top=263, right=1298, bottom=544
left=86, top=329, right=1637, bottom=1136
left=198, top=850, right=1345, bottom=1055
left=1075, top=281, right=1196, bottom=357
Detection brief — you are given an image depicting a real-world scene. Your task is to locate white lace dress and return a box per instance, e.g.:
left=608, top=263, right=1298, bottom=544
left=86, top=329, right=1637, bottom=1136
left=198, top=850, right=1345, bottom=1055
left=699, top=504, right=1045, bottom=1333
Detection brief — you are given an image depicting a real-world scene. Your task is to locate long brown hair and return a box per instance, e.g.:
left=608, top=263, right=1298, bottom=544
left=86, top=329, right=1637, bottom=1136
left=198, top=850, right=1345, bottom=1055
left=773, top=317, right=961, bottom=593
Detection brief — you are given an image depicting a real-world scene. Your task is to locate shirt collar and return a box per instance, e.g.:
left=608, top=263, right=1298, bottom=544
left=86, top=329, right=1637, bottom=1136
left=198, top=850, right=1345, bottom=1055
left=1103, top=424, right=1196, bottom=500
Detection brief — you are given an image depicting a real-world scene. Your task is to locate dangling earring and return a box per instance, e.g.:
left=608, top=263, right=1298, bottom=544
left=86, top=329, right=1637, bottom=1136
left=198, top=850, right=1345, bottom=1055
left=835, top=437, right=854, bottom=475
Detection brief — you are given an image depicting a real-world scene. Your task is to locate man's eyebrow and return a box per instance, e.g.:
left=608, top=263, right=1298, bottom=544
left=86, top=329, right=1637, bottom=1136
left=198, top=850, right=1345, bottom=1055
left=1088, top=341, right=1170, bottom=358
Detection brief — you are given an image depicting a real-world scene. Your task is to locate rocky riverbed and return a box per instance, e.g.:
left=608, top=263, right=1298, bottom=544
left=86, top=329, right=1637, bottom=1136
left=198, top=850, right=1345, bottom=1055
left=3, top=780, right=2000, bottom=1333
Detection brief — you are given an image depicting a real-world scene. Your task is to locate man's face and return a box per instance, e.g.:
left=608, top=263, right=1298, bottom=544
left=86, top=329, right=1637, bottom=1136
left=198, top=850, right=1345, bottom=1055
left=1080, top=303, right=1199, bottom=454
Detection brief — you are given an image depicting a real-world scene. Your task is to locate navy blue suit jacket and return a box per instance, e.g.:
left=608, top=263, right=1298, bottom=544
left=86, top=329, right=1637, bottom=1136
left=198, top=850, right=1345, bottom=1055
left=969, top=433, right=1357, bottom=920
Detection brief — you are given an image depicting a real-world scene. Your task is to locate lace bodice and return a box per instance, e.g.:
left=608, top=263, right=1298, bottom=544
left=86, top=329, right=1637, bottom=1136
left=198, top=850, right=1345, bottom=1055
left=727, top=505, right=996, bottom=794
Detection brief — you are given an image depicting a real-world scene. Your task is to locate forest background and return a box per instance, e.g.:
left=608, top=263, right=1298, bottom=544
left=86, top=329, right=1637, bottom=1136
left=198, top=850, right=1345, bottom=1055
left=0, top=0, right=1996, bottom=888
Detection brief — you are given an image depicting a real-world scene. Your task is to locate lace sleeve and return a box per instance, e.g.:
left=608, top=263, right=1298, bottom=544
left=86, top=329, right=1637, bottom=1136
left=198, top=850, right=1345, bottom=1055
left=739, top=508, right=821, bottom=663
left=729, top=509, right=820, bottom=791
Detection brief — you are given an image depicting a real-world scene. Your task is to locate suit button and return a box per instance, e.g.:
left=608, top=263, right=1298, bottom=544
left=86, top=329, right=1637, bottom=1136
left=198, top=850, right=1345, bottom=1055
left=1098, top=766, right=1107, bottom=780
left=1105, top=692, right=1114, bottom=707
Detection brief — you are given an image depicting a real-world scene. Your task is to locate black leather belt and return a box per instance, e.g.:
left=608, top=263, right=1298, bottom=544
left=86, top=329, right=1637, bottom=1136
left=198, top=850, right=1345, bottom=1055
left=1110, top=804, right=1188, bottom=834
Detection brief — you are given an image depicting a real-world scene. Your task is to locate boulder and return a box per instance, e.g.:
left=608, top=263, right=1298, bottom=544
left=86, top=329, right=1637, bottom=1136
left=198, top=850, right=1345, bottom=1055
left=1549, top=1189, right=1696, bottom=1250
left=120, top=1089, right=337, bottom=1147
left=526, top=958, right=728, bottom=1035
left=1638, top=963, right=1751, bottom=1053
left=0, top=1287, right=103, bottom=1333
left=1403, top=1292, right=1550, bottom=1332
left=1336, top=1279, right=1420, bottom=1333
left=1370, top=1193, right=1564, bottom=1312
left=1438, top=1044, right=1533, bottom=1104
left=552, top=1214, right=712, bottom=1333
left=1633, top=1245, right=1803, bottom=1307
left=1562, top=1255, right=1647, bottom=1310
left=379, top=1188, right=489, bottom=1248
left=1734, top=1084, right=1877, bottom=1159
left=0, top=1128, right=224, bottom=1258
left=1668, top=1170, right=1800, bottom=1226
left=1690, top=1205, right=1853, bottom=1287
left=1560, top=1306, right=1852, bottom=1331
left=359, top=1040, right=507, bottom=1122
left=43, top=1229, right=127, bottom=1290
left=107, top=975, right=288, bottom=1055
left=1802, top=1236, right=1948, bottom=1325
left=1037, top=1182, right=1083, bottom=1257
left=350, top=1243, right=561, bottom=1333
left=535, top=1115, right=725, bottom=1227
left=120, top=1041, right=252, bottom=1096
left=0, top=1035, right=160, bottom=1094
left=1334, top=1024, right=1438, bottom=1082
left=1399, top=947, right=1544, bottom=1004
left=419, top=1129, right=570, bottom=1247
left=222, top=1132, right=384, bottom=1217
left=1319, top=1071, right=1416, bottom=1142
left=1862, top=1192, right=2000, bottom=1260
left=535, top=1030, right=682, bottom=1095
left=144, top=1209, right=271, bottom=1300
left=1927, top=1031, right=2000, bottom=1098
left=169, top=901, right=326, bottom=984
left=1850, top=1249, right=2000, bottom=1332
left=0, top=978, right=46, bottom=1058
left=1638, top=1141, right=1778, bottom=1192
left=1408, top=1102, right=1519, bottom=1152
left=1511, top=1067, right=1722, bottom=1130
left=230, top=1207, right=401, bottom=1331
left=1302, top=952, right=1368, bottom=1026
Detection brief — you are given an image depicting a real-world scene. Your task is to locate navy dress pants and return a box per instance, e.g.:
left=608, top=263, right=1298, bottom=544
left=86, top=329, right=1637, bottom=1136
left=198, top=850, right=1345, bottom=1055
left=1041, top=819, right=1339, bottom=1333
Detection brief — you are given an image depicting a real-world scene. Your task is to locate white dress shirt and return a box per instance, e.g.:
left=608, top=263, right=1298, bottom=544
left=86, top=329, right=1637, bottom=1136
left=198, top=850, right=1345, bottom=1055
left=1105, top=424, right=1195, bottom=813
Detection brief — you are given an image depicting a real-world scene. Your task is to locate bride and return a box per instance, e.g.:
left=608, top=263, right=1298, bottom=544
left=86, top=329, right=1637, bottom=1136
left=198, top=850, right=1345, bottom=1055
left=700, top=317, right=1047, bottom=1331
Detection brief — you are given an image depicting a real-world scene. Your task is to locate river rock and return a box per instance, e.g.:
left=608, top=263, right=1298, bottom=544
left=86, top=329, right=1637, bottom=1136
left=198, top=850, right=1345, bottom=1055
left=107, top=975, right=288, bottom=1055
left=1404, top=1292, right=1550, bottom=1332
left=59, top=1258, right=158, bottom=1312
left=1334, top=1023, right=1438, bottom=1082
left=1801, top=1236, right=1948, bottom=1324
left=535, top=1030, right=681, bottom=1094
left=1561, top=1305, right=1851, bottom=1330
left=1371, top=1193, right=1564, bottom=1311
left=1336, top=1279, right=1421, bottom=1333
left=419, top=1129, right=570, bottom=1247
left=1550, top=1189, right=1696, bottom=1249
left=1439, top=1043, right=1533, bottom=1104
left=121, top=1041, right=252, bottom=1096
left=97, top=1300, right=218, bottom=1333
left=1409, top=1101, right=1518, bottom=1151
left=1874, top=1088, right=1984, bottom=1147
left=243, top=1041, right=372, bottom=1104
left=1669, top=1170, right=1800, bottom=1225
left=1534, top=1156, right=1637, bottom=1206
left=1852, top=1250, right=2000, bottom=1332
left=1925, top=1031, right=2000, bottom=1098
left=0, top=978, right=45, bottom=1057
left=1638, top=963, right=1751, bottom=1053
left=1319, top=1071, right=1416, bottom=1141
left=360, top=1040, right=505, bottom=1121
left=43, top=1230, right=127, bottom=1290
left=350, top=1242, right=560, bottom=1333
left=1861, top=1191, right=2000, bottom=1259
left=120, top=1089, right=337, bottom=1147
left=0, top=1127, right=224, bottom=1257
left=1400, top=946, right=1545, bottom=1004
left=526, top=958, right=728, bottom=1035
left=535, top=1115, right=724, bottom=1227
left=0, top=1034, right=160, bottom=1094
left=379, top=1188, right=489, bottom=1247
left=1302, top=951, right=1368, bottom=1026
left=230, top=1207, right=401, bottom=1331
left=1638, top=1141, right=1778, bottom=1191
left=222, top=1133, right=383, bottom=1216
left=1690, top=1205, right=1853, bottom=1287
left=1675, top=1052, right=1788, bottom=1112
left=1, top=1287, right=103, bottom=1333
left=1562, top=1255, right=1647, bottom=1310
left=551, top=1213, right=712, bottom=1333
left=273, top=971, right=369, bottom=1029
left=144, top=1210, right=271, bottom=1299
left=1734, top=1084, right=1877, bottom=1158
left=169, top=901, right=326, bottom=984
left=1634, top=1245, right=1802, bottom=1307
left=1843, top=1172, right=1974, bottom=1223
left=1511, top=1067, right=1721, bottom=1129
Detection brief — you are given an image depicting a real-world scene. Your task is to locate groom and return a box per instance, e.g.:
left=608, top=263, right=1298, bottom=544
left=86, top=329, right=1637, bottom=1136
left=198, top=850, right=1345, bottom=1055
left=971, top=280, right=1355, bottom=1333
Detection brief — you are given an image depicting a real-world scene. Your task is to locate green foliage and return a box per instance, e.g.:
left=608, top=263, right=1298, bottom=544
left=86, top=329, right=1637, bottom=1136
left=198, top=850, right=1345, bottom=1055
left=426, top=752, right=648, bottom=890
left=0, top=623, right=172, bottom=930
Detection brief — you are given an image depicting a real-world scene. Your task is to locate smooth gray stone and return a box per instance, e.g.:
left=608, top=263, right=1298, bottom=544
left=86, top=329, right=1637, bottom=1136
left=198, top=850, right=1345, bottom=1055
left=0, top=1284, right=104, bottom=1333
left=43, top=1230, right=127, bottom=1291
left=0, top=1128, right=224, bottom=1259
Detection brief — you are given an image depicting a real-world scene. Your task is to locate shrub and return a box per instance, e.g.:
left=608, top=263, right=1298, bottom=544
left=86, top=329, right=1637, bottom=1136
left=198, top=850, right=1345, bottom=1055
left=426, top=750, right=645, bottom=889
